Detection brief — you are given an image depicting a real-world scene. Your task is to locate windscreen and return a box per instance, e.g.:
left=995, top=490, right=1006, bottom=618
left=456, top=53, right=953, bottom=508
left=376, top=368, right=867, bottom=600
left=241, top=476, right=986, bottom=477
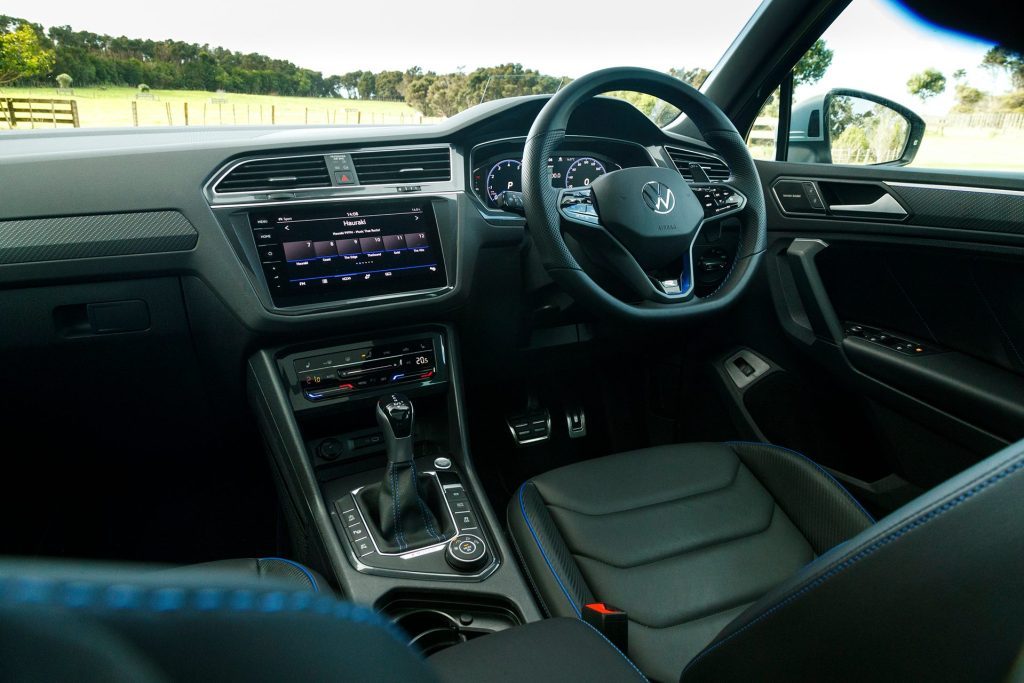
left=0, top=1, right=763, bottom=130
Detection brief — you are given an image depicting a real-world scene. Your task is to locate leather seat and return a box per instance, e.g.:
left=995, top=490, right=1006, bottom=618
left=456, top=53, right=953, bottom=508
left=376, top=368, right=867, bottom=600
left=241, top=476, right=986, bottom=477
left=0, top=559, right=644, bottom=683
left=168, top=557, right=328, bottom=593
left=508, top=439, right=1024, bottom=681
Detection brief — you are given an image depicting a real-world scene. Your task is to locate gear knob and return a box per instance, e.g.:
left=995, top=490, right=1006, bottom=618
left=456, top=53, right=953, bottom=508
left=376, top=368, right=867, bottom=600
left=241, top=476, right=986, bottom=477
left=377, top=393, right=414, bottom=440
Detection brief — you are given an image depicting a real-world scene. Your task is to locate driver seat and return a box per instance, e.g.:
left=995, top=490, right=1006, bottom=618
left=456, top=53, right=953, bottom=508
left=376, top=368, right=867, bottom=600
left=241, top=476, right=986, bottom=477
left=508, top=439, right=1024, bottom=681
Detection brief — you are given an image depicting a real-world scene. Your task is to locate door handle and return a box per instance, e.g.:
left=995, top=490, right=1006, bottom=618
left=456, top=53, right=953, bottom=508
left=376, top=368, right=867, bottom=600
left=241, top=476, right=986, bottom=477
left=828, top=193, right=907, bottom=217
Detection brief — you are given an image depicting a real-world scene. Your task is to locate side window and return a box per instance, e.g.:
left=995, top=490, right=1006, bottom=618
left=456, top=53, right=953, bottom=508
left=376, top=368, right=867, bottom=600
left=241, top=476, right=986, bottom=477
left=746, top=0, right=1024, bottom=173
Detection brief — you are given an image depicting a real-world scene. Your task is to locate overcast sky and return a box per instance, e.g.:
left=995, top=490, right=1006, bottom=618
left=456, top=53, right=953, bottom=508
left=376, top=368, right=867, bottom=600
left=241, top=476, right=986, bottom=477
left=16, top=0, right=1004, bottom=115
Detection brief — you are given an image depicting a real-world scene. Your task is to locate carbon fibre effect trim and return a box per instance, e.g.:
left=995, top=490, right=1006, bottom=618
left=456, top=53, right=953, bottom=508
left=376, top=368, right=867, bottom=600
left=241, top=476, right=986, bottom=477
left=886, top=182, right=1024, bottom=235
left=0, top=211, right=197, bottom=265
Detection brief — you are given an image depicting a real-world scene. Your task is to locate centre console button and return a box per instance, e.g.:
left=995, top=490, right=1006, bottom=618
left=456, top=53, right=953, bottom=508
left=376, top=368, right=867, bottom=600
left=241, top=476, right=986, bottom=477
left=454, top=511, right=479, bottom=531
left=445, top=533, right=488, bottom=572
left=347, top=524, right=368, bottom=543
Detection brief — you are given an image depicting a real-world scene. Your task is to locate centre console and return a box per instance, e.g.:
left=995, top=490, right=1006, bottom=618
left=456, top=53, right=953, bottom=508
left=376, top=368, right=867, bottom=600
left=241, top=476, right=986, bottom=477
left=246, top=324, right=542, bottom=652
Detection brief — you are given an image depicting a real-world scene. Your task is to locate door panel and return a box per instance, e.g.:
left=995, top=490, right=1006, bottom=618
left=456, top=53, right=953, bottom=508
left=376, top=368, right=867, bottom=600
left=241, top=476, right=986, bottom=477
left=742, top=160, right=1024, bottom=497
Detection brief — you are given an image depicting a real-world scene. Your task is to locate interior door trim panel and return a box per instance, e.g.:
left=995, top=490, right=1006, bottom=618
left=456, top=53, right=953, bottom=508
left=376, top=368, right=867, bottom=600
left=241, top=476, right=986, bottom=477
left=757, top=161, right=1024, bottom=246
left=885, top=182, right=1024, bottom=235
left=842, top=337, right=1024, bottom=440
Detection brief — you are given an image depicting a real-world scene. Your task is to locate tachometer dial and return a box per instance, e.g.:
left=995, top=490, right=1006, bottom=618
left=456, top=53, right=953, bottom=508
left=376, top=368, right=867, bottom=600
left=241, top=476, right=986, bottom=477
left=564, top=157, right=607, bottom=188
left=486, top=159, right=523, bottom=202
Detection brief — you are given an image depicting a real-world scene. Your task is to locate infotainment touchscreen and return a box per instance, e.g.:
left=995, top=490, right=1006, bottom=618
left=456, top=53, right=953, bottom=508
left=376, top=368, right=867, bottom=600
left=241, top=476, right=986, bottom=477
left=249, top=199, right=447, bottom=307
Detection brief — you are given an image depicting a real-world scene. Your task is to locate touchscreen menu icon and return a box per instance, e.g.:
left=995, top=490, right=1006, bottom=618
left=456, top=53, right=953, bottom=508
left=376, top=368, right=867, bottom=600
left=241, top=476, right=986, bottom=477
left=404, top=232, right=428, bottom=248
left=314, top=240, right=337, bottom=257
left=359, top=236, right=384, bottom=253
left=336, top=238, right=361, bottom=255
left=283, top=240, right=316, bottom=261
left=383, top=234, right=406, bottom=251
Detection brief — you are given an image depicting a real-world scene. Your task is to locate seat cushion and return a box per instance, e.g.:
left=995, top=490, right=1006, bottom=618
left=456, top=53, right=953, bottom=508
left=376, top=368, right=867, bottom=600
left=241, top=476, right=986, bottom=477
left=508, top=441, right=873, bottom=682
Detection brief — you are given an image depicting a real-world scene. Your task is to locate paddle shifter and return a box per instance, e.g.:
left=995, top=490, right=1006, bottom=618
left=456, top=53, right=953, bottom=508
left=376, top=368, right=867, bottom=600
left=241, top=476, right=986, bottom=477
left=371, top=393, right=450, bottom=552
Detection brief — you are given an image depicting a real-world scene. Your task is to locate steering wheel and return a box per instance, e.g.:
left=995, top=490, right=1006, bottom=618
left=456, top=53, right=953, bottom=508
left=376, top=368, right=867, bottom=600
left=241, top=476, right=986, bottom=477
left=522, top=66, right=767, bottom=323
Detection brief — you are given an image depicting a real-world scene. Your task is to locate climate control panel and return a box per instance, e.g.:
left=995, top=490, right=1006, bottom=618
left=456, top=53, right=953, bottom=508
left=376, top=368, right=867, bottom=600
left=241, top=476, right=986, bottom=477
left=277, top=332, right=448, bottom=411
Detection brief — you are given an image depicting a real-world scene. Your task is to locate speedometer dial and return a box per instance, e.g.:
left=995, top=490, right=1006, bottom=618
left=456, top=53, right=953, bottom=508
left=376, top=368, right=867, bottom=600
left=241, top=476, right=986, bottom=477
left=486, top=159, right=523, bottom=202
left=564, top=157, right=607, bottom=188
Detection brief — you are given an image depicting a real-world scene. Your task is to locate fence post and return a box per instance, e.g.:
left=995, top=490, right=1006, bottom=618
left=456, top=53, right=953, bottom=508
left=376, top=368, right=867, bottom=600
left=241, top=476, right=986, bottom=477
left=305, top=107, right=309, bottom=124
left=357, top=110, right=361, bottom=124
left=50, top=100, right=57, bottom=127
left=272, top=105, right=276, bottom=124
left=184, top=102, right=189, bottom=126
left=165, top=101, right=173, bottom=125
left=232, top=104, right=236, bottom=124
left=131, top=101, right=138, bottom=127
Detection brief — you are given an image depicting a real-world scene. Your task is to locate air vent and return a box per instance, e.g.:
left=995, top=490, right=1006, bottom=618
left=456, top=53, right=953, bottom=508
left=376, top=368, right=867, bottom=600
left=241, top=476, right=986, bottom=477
left=350, top=147, right=452, bottom=185
left=215, top=155, right=330, bottom=193
left=666, top=146, right=730, bottom=182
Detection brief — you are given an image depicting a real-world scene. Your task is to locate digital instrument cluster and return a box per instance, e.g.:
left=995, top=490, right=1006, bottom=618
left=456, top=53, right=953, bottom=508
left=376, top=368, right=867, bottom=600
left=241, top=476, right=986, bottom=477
left=470, top=137, right=656, bottom=209
left=472, top=152, right=622, bottom=207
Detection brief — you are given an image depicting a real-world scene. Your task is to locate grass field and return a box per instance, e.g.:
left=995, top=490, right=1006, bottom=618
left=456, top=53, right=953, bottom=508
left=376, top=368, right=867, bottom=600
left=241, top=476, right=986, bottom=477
left=3, top=87, right=1022, bottom=173
left=0, top=86, right=438, bottom=128
left=748, top=115, right=1024, bottom=172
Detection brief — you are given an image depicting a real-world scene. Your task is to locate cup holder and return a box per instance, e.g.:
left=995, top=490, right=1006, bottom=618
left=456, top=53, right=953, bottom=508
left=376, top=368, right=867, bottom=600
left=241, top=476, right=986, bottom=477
left=395, top=610, right=469, bottom=656
left=380, top=592, right=523, bottom=657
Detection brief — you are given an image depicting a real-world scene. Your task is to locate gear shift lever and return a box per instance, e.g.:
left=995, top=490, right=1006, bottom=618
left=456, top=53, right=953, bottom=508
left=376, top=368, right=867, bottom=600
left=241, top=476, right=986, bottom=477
left=372, top=393, right=447, bottom=552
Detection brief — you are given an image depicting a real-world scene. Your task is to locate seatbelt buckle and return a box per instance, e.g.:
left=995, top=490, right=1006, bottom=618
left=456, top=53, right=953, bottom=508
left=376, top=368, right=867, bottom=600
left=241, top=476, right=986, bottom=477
left=582, top=602, right=628, bottom=653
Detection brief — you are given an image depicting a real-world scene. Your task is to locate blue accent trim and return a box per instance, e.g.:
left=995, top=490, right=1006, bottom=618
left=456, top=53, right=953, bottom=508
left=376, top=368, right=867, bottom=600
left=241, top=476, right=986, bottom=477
left=726, top=441, right=875, bottom=523
left=388, top=464, right=407, bottom=551
left=0, top=577, right=407, bottom=647
left=578, top=619, right=649, bottom=682
left=260, top=557, right=319, bottom=593
left=518, top=483, right=582, bottom=618
left=683, top=453, right=1024, bottom=676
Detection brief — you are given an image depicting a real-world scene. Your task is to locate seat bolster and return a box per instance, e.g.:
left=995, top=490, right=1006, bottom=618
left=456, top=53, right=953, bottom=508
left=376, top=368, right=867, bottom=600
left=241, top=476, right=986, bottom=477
left=682, top=440, right=1024, bottom=683
left=507, top=482, right=594, bottom=618
left=728, top=441, right=874, bottom=554
left=176, top=558, right=327, bottom=593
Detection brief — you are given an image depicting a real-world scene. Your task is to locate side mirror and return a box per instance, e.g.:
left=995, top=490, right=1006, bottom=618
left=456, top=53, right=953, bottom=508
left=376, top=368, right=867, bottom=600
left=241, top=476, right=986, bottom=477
left=788, top=89, right=925, bottom=166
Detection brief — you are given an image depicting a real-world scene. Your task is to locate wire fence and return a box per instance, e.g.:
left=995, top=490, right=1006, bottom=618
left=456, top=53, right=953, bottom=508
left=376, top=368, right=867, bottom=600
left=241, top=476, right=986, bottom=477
left=0, top=90, right=441, bottom=129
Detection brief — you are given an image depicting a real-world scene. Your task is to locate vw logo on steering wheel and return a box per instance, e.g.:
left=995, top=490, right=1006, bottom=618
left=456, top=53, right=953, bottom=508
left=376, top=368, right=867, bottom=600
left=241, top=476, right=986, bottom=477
left=642, top=181, right=676, bottom=214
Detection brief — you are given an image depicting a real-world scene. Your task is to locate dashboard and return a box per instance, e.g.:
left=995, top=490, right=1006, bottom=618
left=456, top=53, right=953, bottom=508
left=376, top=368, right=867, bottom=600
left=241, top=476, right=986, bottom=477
left=469, top=137, right=656, bottom=208
left=0, top=95, right=738, bottom=331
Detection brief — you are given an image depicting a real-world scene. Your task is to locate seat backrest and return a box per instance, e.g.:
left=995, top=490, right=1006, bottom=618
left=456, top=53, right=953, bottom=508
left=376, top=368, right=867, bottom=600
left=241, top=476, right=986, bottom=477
left=681, top=439, right=1024, bottom=682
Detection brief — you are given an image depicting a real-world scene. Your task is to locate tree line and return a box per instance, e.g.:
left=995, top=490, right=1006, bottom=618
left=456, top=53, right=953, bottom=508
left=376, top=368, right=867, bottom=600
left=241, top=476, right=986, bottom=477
left=0, top=16, right=728, bottom=118
left=906, top=46, right=1024, bottom=113
left=0, top=16, right=576, bottom=115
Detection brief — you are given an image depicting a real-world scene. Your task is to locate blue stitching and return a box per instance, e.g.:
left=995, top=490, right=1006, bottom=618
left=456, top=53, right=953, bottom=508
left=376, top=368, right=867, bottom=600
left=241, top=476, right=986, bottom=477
left=409, top=458, right=443, bottom=542
left=389, top=463, right=406, bottom=551
left=518, top=483, right=582, bottom=618
left=683, top=454, right=1024, bottom=675
left=578, top=619, right=649, bottom=682
left=260, top=557, right=319, bottom=593
left=0, top=577, right=408, bottom=647
left=726, top=441, right=875, bottom=523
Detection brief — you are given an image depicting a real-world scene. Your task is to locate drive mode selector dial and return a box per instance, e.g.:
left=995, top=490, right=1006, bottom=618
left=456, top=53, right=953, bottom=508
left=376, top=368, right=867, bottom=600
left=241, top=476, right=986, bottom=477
left=445, top=533, right=489, bottom=572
